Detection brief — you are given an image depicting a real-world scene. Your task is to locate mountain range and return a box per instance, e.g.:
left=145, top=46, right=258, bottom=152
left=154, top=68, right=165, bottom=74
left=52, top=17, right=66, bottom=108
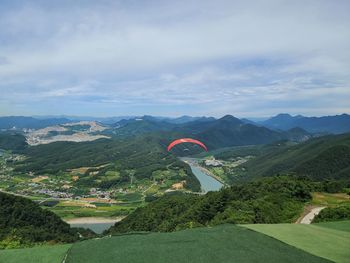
left=111, top=115, right=310, bottom=152
left=1, top=113, right=349, bottom=134
left=0, top=116, right=72, bottom=130
left=259, top=113, right=350, bottom=134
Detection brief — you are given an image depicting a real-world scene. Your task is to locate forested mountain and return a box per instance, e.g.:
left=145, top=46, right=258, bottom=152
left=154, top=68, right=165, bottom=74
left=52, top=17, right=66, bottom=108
left=240, top=133, right=350, bottom=181
left=162, top=115, right=216, bottom=124
left=112, top=117, right=176, bottom=136
left=112, top=115, right=309, bottom=151
left=0, top=133, right=28, bottom=151
left=107, top=176, right=312, bottom=233
left=194, top=115, right=286, bottom=149
left=0, top=116, right=72, bottom=130
left=0, top=192, right=79, bottom=248
left=260, top=113, right=350, bottom=134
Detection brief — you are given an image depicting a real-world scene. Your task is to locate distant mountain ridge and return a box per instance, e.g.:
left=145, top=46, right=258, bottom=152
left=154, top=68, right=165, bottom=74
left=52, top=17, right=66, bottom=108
left=111, top=115, right=310, bottom=152
left=260, top=113, right=350, bottom=134
left=193, top=115, right=286, bottom=149
left=0, top=116, right=72, bottom=130
left=1, top=113, right=348, bottom=134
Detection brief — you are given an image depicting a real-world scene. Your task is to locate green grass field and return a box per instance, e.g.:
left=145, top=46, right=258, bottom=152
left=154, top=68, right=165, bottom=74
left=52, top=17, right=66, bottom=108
left=243, top=222, right=350, bottom=263
left=3, top=224, right=348, bottom=263
left=316, top=220, right=350, bottom=232
left=0, top=244, right=71, bottom=263
left=65, top=225, right=329, bottom=263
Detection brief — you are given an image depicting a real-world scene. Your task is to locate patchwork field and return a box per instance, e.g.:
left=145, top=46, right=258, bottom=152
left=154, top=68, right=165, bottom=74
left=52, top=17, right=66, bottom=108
left=48, top=200, right=139, bottom=220
left=243, top=221, right=350, bottom=263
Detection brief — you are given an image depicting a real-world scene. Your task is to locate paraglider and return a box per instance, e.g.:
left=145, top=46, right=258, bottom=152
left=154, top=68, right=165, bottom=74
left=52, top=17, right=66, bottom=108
left=167, top=138, right=208, bottom=152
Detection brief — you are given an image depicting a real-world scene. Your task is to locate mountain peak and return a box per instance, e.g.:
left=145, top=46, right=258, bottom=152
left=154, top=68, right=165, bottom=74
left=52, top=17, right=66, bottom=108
left=216, top=115, right=243, bottom=127
left=219, top=115, right=241, bottom=122
left=274, top=113, right=293, bottom=119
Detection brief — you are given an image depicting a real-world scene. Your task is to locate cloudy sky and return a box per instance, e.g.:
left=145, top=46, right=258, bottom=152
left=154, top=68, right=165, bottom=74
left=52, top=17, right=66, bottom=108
left=0, top=0, right=349, bottom=117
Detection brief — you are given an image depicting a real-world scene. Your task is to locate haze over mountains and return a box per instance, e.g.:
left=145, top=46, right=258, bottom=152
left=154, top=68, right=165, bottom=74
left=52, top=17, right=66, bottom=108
left=259, top=113, right=350, bottom=134
left=1, top=113, right=349, bottom=135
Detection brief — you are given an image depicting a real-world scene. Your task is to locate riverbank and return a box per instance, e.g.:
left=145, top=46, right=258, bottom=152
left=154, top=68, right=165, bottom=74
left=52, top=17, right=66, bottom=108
left=180, top=157, right=224, bottom=192
left=181, top=157, right=226, bottom=184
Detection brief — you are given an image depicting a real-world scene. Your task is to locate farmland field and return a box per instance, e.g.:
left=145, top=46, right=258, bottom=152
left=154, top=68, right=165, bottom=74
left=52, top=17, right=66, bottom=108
left=47, top=201, right=138, bottom=219
left=243, top=222, right=350, bottom=263
left=311, top=192, right=350, bottom=207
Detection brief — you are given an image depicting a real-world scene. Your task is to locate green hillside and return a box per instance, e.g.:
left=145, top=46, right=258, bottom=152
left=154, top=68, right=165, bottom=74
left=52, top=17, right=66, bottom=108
left=243, top=221, right=350, bottom=263
left=0, top=192, right=79, bottom=249
left=108, top=176, right=311, bottom=233
left=239, top=133, right=350, bottom=181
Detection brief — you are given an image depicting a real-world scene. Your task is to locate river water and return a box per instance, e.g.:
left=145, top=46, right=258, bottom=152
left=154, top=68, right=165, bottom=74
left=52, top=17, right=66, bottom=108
left=180, top=157, right=223, bottom=193
left=66, top=217, right=123, bottom=234
left=70, top=222, right=115, bottom=234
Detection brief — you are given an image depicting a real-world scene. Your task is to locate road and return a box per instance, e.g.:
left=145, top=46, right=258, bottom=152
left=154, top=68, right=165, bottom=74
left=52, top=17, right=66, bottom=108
left=299, top=206, right=326, bottom=224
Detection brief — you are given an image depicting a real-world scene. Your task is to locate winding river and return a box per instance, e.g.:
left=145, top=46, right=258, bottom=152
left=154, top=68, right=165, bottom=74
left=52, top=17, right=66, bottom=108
left=180, top=157, right=223, bottom=193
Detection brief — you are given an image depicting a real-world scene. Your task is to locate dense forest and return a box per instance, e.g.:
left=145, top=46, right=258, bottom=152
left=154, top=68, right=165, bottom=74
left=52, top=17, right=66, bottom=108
left=232, top=133, right=350, bottom=182
left=107, top=176, right=313, bottom=233
left=313, top=206, right=350, bottom=223
left=0, top=192, right=79, bottom=249
left=0, top=133, right=27, bottom=151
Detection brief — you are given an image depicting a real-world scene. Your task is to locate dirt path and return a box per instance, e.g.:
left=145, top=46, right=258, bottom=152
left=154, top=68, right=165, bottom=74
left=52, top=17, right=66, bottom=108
left=297, top=206, right=326, bottom=224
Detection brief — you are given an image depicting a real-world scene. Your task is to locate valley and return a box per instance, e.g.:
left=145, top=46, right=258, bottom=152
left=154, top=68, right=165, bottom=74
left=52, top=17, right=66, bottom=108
left=1, top=1, right=350, bottom=261
left=0, top=114, right=349, bottom=262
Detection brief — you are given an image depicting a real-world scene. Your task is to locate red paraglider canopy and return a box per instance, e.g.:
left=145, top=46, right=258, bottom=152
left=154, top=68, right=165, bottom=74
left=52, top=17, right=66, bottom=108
left=167, top=138, right=208, bottom=152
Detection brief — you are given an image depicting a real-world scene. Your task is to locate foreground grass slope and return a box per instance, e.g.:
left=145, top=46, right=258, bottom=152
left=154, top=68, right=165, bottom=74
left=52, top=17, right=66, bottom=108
left=66, top=225, right=329, bottom=263
left=0, top=244, right=71, bottom=263
left=316, top=220, right=350, bottom=232
left=1, top=224, right=344, bottom=263
left=243, top=222, right=350, bottom=263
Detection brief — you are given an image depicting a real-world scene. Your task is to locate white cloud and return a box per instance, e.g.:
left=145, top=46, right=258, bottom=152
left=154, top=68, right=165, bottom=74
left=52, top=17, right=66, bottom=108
left=0, top=0, right=349, bottom=116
